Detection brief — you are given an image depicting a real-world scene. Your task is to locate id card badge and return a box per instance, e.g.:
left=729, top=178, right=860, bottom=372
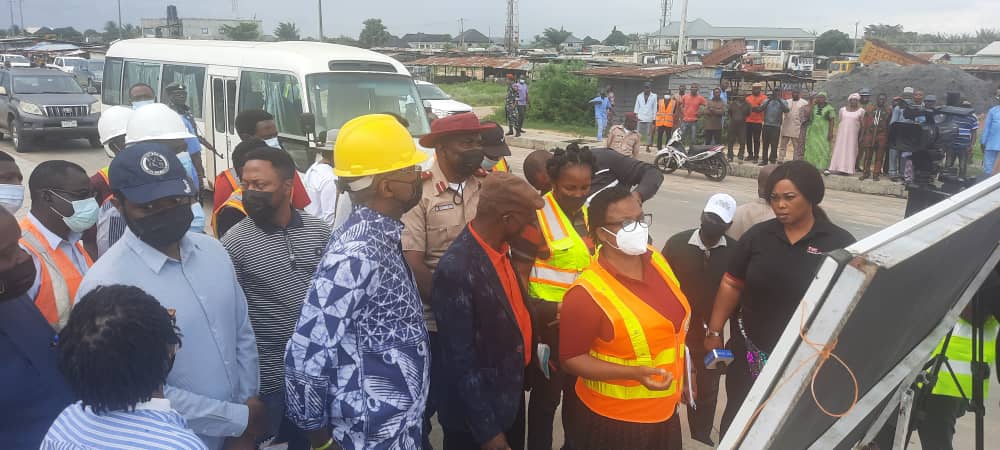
left=537, top=343, right=552, bottom=380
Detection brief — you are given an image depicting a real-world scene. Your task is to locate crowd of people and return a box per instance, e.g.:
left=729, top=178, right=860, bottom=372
left=588, top=82, right=992, bottom=184
left=1, top=74, right=998, bottom=450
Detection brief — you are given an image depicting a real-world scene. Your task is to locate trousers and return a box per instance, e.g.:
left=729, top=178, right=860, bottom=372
left=860, top=145, right=887, bottom=175
left=887, top=147, right=900, bottom=176
left=704, top=129, right=722, bottom=146
left=778, top=135, right=800, bottom=161
left=516, top=105, right=527, bottom=131
left=681, top=121, right=699, bottom=146
left=985, top=150, right=999, bottom=176
left=527, top=324, right=568, bottom=450
left=727, top=125, right=746, bottom=158
left=761, top=125, right=781, bottom=162
left=656, top=126, right=673, bottom=149
left=686, top=343, right=722, bottom=446
left=596, top=116, right=607, bottom=141
left=745, top=123, right=763, bottom=159
left=637, top=121, right=654, bottom=146
left=423, top=332, right=445, bottom=450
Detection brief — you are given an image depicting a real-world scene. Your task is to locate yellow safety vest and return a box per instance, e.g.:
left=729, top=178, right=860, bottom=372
left=528, top=192, right=592, bottom=302
left=494, top=157, right=510, bottom=173
left=928, top=318, right=999, bottom=398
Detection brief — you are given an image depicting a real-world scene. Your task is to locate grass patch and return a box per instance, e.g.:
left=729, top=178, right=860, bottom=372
left=437, top=81, right=507, bottom=107
left=482, top=111, right=597, bottom=138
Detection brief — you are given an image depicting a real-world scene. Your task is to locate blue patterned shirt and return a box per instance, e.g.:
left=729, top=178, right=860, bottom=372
left=284, top=205, right=430, bottom=450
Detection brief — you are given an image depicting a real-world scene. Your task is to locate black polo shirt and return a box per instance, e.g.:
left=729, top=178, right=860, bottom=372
left=727, top=218, right=855, bottom=353
left=661, top=228, right=735, bottom=349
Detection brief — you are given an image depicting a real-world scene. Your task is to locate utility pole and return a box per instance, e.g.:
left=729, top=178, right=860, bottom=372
left=317, top=0, right=324, bottom=41
left=854, top=21, right=860, bottom=53
left=7, top=0, right=13, bottom=36
left=16, top=0, right=21, bottom=34
left=458, top=17, right=465, bottom=50
left=676, top=0, right=689, bottom=64
left=659, top=0, right=673, bottom=51
left=117, top=0, right=123, bottom=39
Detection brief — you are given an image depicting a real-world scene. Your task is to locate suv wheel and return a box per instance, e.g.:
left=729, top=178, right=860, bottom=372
left=11, top=119, right=28, bottom=153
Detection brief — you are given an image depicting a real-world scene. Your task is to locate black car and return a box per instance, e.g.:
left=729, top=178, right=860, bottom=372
left=0, top=68, right=101, bottom=152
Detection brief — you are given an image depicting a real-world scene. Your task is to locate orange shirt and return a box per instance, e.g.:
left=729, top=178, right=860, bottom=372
left=470, top=224, right=533, bottom=366
left=745, top=94, right=767, bottom=124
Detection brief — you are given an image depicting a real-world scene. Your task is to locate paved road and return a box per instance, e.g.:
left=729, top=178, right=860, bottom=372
left=6, top=139, right=997, bottom=449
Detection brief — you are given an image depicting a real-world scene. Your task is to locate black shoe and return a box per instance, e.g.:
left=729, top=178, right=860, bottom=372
left=758, top=160, right=768, bottom=166
left=515, top=132, right=521, bottom=137
left=506, top=131, right=514, bottom=136
left=518, top=129, right=526, bottom=134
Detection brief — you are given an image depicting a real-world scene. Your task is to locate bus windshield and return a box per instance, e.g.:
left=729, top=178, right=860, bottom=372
left=306, top=73, right=430, bottom=137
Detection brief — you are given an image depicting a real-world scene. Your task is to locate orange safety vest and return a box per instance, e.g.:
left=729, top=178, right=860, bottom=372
left=655, top=98, right=677, bottom=128
left=493, top=157, right=510, bottom=173
left=573, top=247, right=691, bottom=424
left=212, top=191, right=246, bottom=237
left=222, top=168, right=240, bottom=192
left=18, top=218, right=94, bottom=329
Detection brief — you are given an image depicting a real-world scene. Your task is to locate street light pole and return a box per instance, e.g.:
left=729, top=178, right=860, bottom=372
left=117, top=0, right=123, bottom=39
left=854, top=21, right=859, bottom=53
left=317, top=0, right=324, bottom=41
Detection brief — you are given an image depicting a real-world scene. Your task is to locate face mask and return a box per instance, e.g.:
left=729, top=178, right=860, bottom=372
left=242, top=189, right=279, bottom=223
left=132, top=100, right=154, bottom=110
left=456, top=150, right=484, bottom=178
left=189, top=203, right=206, bottom=234
left=49, top=192, right=99, bottom=233
left=602, top=225, right=649, bottom=256
left=0, top=257, right=36, bottom=300
left=700, top=222, right=729, bottom=242
left=0, top=184, right=24, bottom=213
left=481, top=157, right=500, bottom=170
left=264, top=137, right=281, bottom=149
left=125, top=202, right=193, bottom=248
left=397, top=178, right=423, bottom=213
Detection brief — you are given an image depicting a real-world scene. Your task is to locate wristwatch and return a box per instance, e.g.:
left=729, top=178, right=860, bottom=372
left=705, top=329, right=723, bottom=338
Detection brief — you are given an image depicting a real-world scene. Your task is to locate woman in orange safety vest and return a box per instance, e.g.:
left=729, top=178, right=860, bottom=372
left=559, top=185, right=692, bottom=450
left=655, top=92, right=679, bottom=150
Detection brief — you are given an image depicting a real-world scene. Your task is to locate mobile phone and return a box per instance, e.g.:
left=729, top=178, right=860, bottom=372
left=704, top=349, right=734, bottom=370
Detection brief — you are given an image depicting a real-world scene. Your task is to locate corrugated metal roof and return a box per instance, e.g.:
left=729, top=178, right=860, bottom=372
left=406, top=56, right=532, bottom=70
left=976, top=41, right=1000, bottom=56
left=576, top=65, right=704, bottom=79
left=652, top=18, right=814, bottom=39
left=958, top=64, right=1000, bottom=73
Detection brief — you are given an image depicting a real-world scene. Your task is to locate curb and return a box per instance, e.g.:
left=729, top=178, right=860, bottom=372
left=508, top=134, right=907, bottom=198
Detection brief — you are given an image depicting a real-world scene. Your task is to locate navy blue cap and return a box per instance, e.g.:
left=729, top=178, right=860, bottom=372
left=109, top=142, right=195, bottom=204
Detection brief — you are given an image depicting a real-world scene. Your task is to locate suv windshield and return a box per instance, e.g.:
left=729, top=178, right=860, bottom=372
left=12, top=75, right=84, bottom=94
left=5, top=55, right=27, bottom=63
left=306, top=73, right=430, bottom=137
left=416, top=83, right=450, bottom=101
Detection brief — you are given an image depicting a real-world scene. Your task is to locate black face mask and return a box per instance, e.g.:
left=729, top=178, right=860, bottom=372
left=400, top=179, right=423, bottom=213
left=455, top=150, right=484, bottom=178
left=0, top=257, right=37, bottom=301
left=700, top=221, right=729, bottom=242
left=125, top=203, right=193, bottom=248
left=242, top=190, right=279, bottom=223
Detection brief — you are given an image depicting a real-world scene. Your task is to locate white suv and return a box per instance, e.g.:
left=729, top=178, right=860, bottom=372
left=50, top=56, right=88, bottom=74
left=0, top=54, right=30, bottom=68
left=415, top=80, right=472, bottom=118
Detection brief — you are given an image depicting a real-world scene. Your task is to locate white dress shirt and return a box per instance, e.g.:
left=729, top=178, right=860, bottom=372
left=634, top=92, right=658, bottom=122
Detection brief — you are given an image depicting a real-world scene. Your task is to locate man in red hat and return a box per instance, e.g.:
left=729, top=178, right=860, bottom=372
left=606, top=112, right=642, bottom=157
left=401, top=112, right=495, bottom=449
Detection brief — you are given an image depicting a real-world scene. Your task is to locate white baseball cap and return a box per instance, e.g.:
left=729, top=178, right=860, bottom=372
left=704, top=193, right=737, bottom=223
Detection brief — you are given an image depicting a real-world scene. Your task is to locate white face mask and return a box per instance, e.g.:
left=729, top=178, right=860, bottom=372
left=264, top=137, right=281, bottom=149
left=131, top=100, right=154, bottom=110
left=481, top=157, right=499, bottom=170
left=602, top=225, right=649, bottom=256
left=0, top=183, right=24, bottom=213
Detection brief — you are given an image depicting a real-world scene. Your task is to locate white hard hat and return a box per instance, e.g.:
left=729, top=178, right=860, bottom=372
left=125, top=103, right=195, bottom=144
left=98, top=105, right=134, bottom=144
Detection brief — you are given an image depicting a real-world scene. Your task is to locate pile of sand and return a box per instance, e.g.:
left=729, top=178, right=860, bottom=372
left=818, top=62, right=995, bottom=112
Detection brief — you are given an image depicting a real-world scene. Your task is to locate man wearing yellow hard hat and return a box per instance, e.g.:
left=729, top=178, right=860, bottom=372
left=283, top=114, right=431, bottom=450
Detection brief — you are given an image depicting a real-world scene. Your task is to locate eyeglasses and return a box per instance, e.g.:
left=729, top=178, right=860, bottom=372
left=608, top=213, right=652, bottom=232
left=47, top=188, right=93, bottom=202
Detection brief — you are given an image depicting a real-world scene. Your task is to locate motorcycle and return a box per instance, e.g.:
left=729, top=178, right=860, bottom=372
left=653, top=128, right=729, bottom=181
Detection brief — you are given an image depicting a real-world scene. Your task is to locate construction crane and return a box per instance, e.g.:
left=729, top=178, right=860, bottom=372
left=504, top=0, right=519, bottom=56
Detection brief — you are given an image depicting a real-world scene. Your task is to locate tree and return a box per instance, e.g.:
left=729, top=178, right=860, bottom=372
left=274, top=22, right=301, bottom=41
left=525, top=61, right=597, bottom=127
left=582, top=36, right=600, bottom=46
left=326, top=35, right=359, bottom=47
left=358, top=18, right=391, bottom=49
left=220, top=22, right=260, bottom=41
left=541, top=27, right=572, bottom=50
left=863, top=23, right=903, bottom=40
left=603, top=27, right=629, bottom=46
left=52, top=27, right=83, bottom=41
left=83, top=29, right=101, bottom=42
left=815, top=29, right=852, bottom=57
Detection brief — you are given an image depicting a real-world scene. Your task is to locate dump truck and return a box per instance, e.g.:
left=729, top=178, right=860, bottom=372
left=740, top=51, right=814, bottom=76
left=702, top=38, right=747, bottom=67
left=859, top=39, right=928, bottom=66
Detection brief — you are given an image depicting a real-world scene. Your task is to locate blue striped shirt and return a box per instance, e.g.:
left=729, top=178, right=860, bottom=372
left=953, top=113, right=979, bottom=151
left=41, top=399, right=208, bottom=450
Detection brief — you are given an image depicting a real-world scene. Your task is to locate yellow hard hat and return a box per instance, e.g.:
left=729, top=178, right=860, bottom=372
left=334, top=114, right=428, bottom=177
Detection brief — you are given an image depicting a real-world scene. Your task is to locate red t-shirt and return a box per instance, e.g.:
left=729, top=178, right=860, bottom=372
left=745, top=94, right=767, bottom=124
left=213, top=170, right=311, bottom=210
left=559, top=252, right=687, bottom=361
left=470, top=224, right=533, bottom=366
left=682, top=94, right=707, bottom=123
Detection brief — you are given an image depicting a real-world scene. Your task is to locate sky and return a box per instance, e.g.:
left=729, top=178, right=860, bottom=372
left=17, top=0, right=1000, bottom=43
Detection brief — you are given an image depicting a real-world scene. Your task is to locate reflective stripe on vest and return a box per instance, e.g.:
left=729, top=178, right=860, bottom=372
left=19, top=219, right=93, bottom=329
left=929, top=318, right=999, bottom=398
left=656, top=98, right=676, bottom=128
left=494, top=157, right=510, bottom=173
left=96, top=166, right=112, bottom=205
left=224, top=168, right=240, bottom=192
left=574, top=247, right=690, bottom=423
left=529, top=192, right=591, bottom=302
left=212, top=192, right=246, bottom=236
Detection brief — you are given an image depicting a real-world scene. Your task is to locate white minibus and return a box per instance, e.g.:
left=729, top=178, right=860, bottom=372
left=103, top=39, right=431, bottom=180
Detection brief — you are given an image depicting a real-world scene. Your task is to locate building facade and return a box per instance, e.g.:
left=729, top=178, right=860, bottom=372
left=648, top=19, right=815, bottom=53
left=140, top=18, right=264, bottom=40
left=401, top=33, right=453, bottom=50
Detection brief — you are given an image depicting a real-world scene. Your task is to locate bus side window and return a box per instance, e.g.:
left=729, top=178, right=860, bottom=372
left=212, top=79, right=226, bottom=133
left=161, top=65, right=206, bottom=118
left=102, top=58, right=124, bottom=106
left=238, top=71, right=304, bottom=136
left=123, top=61, right=161, bottom=102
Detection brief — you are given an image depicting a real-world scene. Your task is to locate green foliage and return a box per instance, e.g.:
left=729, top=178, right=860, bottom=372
left=438, top=81, right=506, bottom=107
left=326, top=35, right=359, bottom=47
left=604, top=27, right=629, bottom=46
left=582, top=36, right=601, bottom=46
left=220, top=22, right=260, bottom=41
left=51, top=27, right=83, bottom=41
left=540, top=27, right=572, bottom=50
left=815, top=29, right=853, bottom=57
left=359, top=18, right=391, bottom=48
left=525, top=61, right=597, bottom=128
left=274, top=22, right=301, bottom=41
